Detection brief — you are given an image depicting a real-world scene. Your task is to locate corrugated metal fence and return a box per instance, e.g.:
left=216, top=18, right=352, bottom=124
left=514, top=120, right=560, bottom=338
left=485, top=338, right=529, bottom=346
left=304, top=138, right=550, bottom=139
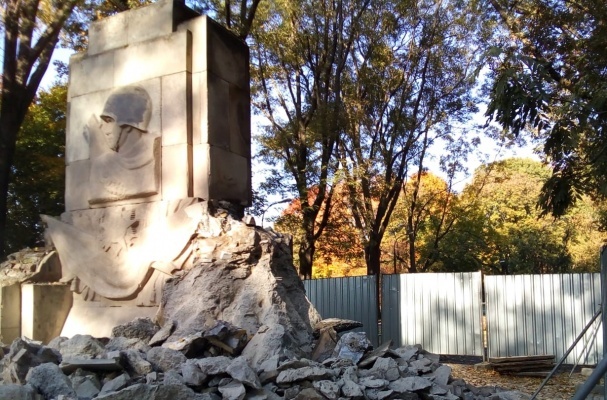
left=485, top=273, right=603, bottom=364
left=382, top=272, right=483, bottom=355
left=304, top=271, right=603, bottom=364
left=303, top=275, right=379, bottom=346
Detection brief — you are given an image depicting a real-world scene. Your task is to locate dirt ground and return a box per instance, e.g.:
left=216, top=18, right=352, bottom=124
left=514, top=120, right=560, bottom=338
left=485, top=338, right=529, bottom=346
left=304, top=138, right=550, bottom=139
left=445, top=362, right=591, bottom=399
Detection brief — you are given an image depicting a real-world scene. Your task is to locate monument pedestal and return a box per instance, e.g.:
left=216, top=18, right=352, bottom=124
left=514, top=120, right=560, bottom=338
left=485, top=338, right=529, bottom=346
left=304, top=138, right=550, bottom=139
left=0, top=283, right=21, bottom=343
left=21, top=284, right=71, bottom=343
left=44, top=0, right=252, bottom=336
left=60, top=299, right=157, bottom=338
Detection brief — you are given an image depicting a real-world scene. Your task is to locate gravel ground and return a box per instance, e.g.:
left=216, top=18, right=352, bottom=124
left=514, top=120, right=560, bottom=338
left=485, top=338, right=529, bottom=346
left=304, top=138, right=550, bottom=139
left=445, top=362, right=594, bottom=399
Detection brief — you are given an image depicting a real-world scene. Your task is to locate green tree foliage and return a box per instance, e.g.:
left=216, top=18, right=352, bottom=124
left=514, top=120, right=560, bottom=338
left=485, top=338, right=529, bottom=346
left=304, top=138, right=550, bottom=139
left=276, top=157, right=604, bottom=276
left=252, top=0, right=371, bottom=279
left=386, top=171, right=460, bottom=273
left=485, top=0, right=607, bottom=219
left=438, top=158, right=603, bottom=274
left=5, top=83, right=67, bottom=254
left=338, top=0, right=491, bottom=275
left=189, top=0, right=262, bottom=39
left=0, top=0, right=81, bottom=257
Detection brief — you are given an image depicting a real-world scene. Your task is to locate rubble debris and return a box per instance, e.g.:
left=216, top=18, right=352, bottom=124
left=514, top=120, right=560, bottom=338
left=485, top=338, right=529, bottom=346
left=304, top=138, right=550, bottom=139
left=0, top=318, right=532, bottom=399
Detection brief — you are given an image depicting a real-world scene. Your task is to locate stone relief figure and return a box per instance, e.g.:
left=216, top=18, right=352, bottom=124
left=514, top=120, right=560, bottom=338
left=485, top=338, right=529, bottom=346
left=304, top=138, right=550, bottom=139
left=88, top=85, right=160, bottom=205
left=42, top=199, right=202, bottom=300
left=41, top=85, right=203, bottom=300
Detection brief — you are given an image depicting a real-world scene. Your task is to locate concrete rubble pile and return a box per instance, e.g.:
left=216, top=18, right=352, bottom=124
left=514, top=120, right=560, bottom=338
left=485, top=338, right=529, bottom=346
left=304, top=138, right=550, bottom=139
left=0, top=249, right=62, bottom=287
left=0, top=317, right=530, bottom=400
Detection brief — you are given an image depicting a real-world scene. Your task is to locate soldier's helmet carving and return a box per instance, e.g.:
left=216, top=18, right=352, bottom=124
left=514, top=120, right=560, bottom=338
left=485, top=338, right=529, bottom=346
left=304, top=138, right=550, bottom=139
left=101, top=86, right=152, bottom=132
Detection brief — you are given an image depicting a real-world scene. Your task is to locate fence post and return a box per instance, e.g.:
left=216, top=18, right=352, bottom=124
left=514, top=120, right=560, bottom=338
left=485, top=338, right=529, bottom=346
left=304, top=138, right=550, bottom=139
left=601, top=245, right=607, bottom=397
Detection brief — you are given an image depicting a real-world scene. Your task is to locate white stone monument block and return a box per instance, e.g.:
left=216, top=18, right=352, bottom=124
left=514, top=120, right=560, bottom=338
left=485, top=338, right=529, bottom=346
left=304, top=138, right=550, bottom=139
left=45, top=0, right=252, bottom=336
left=114, top=31, right=191, bottom=86
left=162, top=144, right=192, bottom=200
left=65, top=160, right=90, bottom=211
left=68, top=52, right=115, bottom=98
left=161, top=72, right=191, bottom=146
left=88, top=12, right=128, bottom=56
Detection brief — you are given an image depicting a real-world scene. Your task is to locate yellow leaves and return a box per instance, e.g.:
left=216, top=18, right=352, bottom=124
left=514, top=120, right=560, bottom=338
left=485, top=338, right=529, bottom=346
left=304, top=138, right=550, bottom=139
left=312, top=259, right=366, bottom=278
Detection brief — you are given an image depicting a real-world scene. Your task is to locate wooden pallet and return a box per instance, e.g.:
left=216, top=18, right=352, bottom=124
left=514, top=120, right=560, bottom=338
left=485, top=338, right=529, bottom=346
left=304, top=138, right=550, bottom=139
left=488, top=355, right=555, bottom=374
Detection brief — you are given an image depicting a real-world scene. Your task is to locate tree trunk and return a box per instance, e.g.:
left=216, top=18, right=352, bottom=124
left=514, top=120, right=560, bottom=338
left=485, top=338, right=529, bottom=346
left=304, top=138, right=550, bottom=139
left=298, top=207, right=317, bottom=279
left=408, top=237, right=417, bottom=273
left=0, top=0, right=80, bottom=258
left=0, top=105, right=23, bottom=258
left=365, top=231, right=382, bottom=275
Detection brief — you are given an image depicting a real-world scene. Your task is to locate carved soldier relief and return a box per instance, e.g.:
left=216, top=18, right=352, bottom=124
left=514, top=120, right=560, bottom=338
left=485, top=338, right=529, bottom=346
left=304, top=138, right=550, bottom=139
left=87, top=86, right=160, bottom=205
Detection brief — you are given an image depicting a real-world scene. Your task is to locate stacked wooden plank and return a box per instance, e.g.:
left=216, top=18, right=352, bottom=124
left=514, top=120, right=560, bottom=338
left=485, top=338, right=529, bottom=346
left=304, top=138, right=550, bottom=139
left=488, top=355, right=555, bottom=375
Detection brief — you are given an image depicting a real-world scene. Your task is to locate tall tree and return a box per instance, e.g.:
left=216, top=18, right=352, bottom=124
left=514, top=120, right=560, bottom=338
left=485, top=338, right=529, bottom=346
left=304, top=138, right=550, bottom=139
left=0, top=0, right=82, bottom=258
left=339, top=0, right=489, bottom=275
left=192, top=0, right=262, bottom=39
left=400, top=171, right=458, bottom=272
left=274, top=184, right=366, bottom=278
left=485, top=0, right=607, bottom=219
left=252, top=0, right=370, bottom=279
left=6, top=82, right=66, bottom=254
left=438, top=158, right=603, bottom=274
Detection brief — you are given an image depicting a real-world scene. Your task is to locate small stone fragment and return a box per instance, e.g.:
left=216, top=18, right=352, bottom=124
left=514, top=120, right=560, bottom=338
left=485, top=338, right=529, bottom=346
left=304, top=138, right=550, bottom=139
left=389, top=376, right=433, bottom=393
left=26, top=362, right=76, bottom=399
left=196, top=356, right=232, bottom=375
left=276, top=366, right=334, bottom=384
left=293, top=387, right=325, bottom=399
left=313, top=379, right=340, bottom=399
left=122, top=349, right=153, bottom=376
left=164, top=369, right=185, bottom=385
left=0, top=383, right=38, bottom=400
left=341, top=378, right=364, bottom=398
left=218, top=380, right=246, bottom=400
left=99, top=372, right=129, bottom=394
left=59, top=335, right=106, bottom=361
left=332, top=332, right=371, bottom=364
left=112, top=317, right=159, bottom=342
left=181, top=359, right=208, bottom=387
left=146, top=346, right=187, bottom=372
left=311, top=327, right=338, bottom=362
left=226, top=356, right=261, bottom=389
left=72, top=375, right=101, bottom=399
left=149, top=320, right=176, bottom=346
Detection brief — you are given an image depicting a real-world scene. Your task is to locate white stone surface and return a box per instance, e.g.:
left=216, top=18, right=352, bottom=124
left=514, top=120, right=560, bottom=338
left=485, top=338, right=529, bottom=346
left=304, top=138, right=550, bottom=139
left=0, top=284, right=21, bottom=343
left=191, top=72, right=202, bottom=145
left=61, top=302, right=157, bottom=337
left=66, top=91, right=108, bottom=163
left=126, top=0, right=175, bottom=45
left=65, top=160, right=91, bottom=211
left=205, top=72, right=230, bottom=149
left=114, top=31, right=190, bottom=87
left=228, top=83, right=250, bottom=158
left=69, top=52, right=115, bottom=98
left=88, top=12, right=128, bottom=56
left=20, top=284, right=71, bottom=344
left=192, top=143, right=210, bottom=200
left=135, top=78, right=162, bottom=134
left=208, top=146, right=250, bottom=204
left=161, top=72, right=191, bottom=146
left=177, top=16, right=209, bottom=74
left=161, top=144, right=192, bottom=200
left=66, top=79, right=160, bottom=164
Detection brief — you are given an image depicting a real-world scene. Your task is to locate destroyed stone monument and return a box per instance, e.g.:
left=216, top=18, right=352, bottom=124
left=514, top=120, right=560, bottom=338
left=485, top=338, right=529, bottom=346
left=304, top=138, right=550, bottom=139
left=0, top=3, right=539, bottom=399
left=33, top=0, right=322, bottom=354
